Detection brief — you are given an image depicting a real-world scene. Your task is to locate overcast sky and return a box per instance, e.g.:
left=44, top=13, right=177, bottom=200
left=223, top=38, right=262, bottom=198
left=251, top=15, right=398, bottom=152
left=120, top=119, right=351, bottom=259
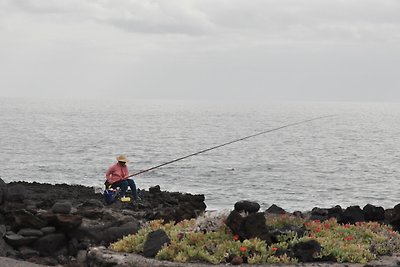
left=0, top=0, right=399, bottom=102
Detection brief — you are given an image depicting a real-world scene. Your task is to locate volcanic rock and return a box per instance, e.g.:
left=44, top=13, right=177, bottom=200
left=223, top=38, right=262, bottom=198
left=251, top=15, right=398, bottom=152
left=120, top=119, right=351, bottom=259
left=242, top=212, right=272, bottom=244
left=17, top=229, right=44, bottom=237
left=363, top=204, right=385, bottom=222
left=11, top=209, right=47, bottom=230
left=4, top=234, right=38, bottom=247
left=231, top=255, right=243, bottom=265
left=143, top=229, right=171, bottom=258
left=292, top=239, right=322, bottom=262
left=0, top=178, right=206, bottom=266
left=226, top=203, right=272, bottom=244
left=55, top=214, right=82, bottom=230
left=6, top=184, right=27, bottom=202
left=102, top=221, right=140, bottom=244
left=0, top=178, right=7, bottom=204
left=225, top=210, right=245, bottom=239
left=32, top=233, right=67, bottom=257
left=234, top=200, right=260, bottom=213
left=266, top=204, right=286, bottom=214
left=52, top=201, right=72, bottom=214
left=338, top=205, right=365, bottom=224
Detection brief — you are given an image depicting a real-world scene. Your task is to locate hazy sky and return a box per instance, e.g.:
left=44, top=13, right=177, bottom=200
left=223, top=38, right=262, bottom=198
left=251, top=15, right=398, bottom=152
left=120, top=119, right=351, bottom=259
left=0, top=0, right=399, bottom=101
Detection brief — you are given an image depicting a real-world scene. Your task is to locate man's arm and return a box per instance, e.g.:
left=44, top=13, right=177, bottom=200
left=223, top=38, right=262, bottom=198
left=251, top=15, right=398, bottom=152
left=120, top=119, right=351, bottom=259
left=105, top=165, right=114, bottom=181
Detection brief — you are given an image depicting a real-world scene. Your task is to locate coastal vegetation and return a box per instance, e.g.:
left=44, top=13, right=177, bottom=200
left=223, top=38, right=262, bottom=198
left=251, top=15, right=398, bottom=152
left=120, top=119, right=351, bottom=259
left=110, top=213, right=400, bottom=265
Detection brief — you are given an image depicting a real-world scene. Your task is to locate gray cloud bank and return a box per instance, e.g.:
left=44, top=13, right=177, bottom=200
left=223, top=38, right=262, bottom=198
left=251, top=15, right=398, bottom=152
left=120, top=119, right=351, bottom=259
left=0, top=0, right=399, bottom=101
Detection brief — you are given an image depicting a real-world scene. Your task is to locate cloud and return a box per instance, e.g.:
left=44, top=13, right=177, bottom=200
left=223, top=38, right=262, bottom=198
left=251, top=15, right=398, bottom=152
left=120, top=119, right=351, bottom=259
left=3, top=0, right=399, bottom=41
left=97, top=1, right=215, bottom=35
left=2, top=0, right=216, bottom=35
left=12, top=0, right=82, bottom=14
left=0, top=0, right=399, bottom=101
left=195, top=0, right=400, bottom=45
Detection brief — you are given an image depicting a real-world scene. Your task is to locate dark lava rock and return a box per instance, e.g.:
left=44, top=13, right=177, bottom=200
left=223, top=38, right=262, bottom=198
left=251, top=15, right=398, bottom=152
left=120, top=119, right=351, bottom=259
left=12, top=209, right=47, bottom=230
left=40, top=226, right=56, bottom=235
left=0, top=178, right=206, bottom=265
left=242, top=212, right=272, bottom=244
left=68, top=223, right=107, bottom=244
left=52, top=201, right=72, bottom=214
left=225, top=210, right=245, bottom=238
left=266, top=204, right=286, bottom=214
left=387, top=206, right=400, bottom=231
left=338, top=205, right=365, bottom=224
left=327, top=205, right=343, bottom=220
left=5, top=234, right=38, bottom=247
left=79, top=199, right=104, bottom=208
left=0, top=178, right=7, bottom=204
left=363, top=204, right=385, bottom=222
left=143, top=229, right=171, bottom=258
left=226, top=205, right=272, bottom=244
left=102, top=221, right=140, bottom=244
left=17, top=228, right=44, bottom=237
left=311, top=207, right=328, bottom=216
left=19, top=246, right=40, bottom=259
left=32, top=233, right=67, bottom=257
left=0, top=224, right=7, bottom=236
left=234, top=200, right=260, bottom=213
left=149, top=185, right=161, bottom=194
left=292, top=239, right=322, bottom=262
left=6, top=184, right=27, bottom=202
left=1, top=238, right=12, bottom=257
left=231, top=255, right=243, bottom=265
left=55, top=214, right=83, bottom=230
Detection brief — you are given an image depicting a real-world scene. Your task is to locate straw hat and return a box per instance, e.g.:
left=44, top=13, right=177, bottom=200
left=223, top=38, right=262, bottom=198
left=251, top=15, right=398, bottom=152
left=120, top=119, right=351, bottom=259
left=116, top=155, right=128, bottom=163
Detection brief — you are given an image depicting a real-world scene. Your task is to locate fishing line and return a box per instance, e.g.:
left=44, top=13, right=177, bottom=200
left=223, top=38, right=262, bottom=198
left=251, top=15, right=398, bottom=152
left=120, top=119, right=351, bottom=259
left=128, top=114, right=335, bottom=177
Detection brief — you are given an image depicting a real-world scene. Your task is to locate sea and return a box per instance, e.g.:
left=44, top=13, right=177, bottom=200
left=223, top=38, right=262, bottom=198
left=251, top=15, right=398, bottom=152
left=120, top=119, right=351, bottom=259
left=1, top=97, right=399, bottom=212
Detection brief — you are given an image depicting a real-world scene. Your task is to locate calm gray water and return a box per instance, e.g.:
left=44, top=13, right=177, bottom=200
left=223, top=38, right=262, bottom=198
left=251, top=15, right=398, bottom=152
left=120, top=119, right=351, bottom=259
left=1, top=98, right=399, bottom=212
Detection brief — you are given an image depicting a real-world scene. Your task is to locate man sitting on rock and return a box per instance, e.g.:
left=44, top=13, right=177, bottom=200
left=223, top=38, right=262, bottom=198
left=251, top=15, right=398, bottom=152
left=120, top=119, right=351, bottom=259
left=105, top=155, right=140, bottom=201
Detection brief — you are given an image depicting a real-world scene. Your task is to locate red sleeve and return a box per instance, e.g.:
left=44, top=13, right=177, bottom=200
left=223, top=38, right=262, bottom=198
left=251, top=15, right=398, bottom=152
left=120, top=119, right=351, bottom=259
left=105, top=165, right=114, bottom=179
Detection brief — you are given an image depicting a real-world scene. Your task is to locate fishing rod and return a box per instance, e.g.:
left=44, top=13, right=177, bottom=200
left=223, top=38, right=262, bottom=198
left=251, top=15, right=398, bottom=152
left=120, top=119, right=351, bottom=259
left=128, top=114, right=335, bottom=178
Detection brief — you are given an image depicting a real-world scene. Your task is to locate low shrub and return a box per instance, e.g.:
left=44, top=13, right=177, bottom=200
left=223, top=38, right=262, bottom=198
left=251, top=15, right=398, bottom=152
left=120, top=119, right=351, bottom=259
left=303, top=219, right=400, bottom=263
left=110, top=214, right=400, bottom=265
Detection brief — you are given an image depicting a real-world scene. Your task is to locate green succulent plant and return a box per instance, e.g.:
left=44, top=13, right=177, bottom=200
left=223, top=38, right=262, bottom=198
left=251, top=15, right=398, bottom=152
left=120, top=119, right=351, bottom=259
left=110, top=214, right=400, bottom=265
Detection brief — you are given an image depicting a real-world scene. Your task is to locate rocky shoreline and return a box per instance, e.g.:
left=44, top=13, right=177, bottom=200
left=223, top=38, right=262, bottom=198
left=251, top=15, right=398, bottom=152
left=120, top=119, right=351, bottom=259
left=0, top=179, right=206, bottom=266
left=1, top=179, right=400, bottom=267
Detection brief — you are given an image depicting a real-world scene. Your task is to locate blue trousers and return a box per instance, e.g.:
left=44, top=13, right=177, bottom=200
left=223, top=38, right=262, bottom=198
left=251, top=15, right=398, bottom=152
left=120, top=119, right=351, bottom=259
left=111, top=179, right=138, bottom=199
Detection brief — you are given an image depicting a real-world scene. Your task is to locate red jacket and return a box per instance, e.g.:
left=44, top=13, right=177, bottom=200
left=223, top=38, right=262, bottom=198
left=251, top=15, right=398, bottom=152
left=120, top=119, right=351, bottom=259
left=105, top=163, right=129, bottom=184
